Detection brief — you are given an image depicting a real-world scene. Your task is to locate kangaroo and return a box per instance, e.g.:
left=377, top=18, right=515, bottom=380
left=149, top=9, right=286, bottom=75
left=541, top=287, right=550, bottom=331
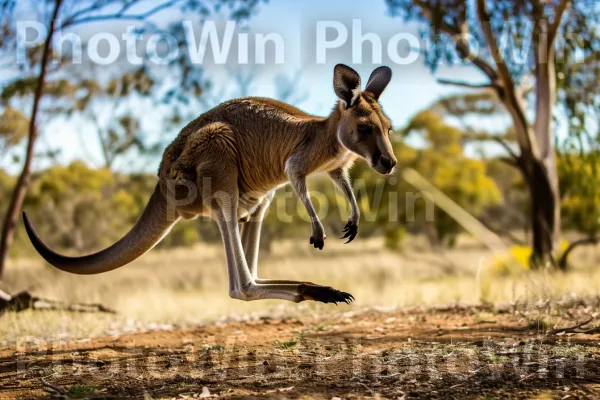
left=23, top=64, right=397, bottom=304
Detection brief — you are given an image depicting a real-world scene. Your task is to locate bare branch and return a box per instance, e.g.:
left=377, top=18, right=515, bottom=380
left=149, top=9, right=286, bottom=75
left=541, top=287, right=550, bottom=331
left=548, top=0, right=570, bottom=46
left=60, top=0, right=111, bottom=28
left=437, top=78, right=495, bottom=89
left=548, top=316, right=594, bottom=335
left=0, top=0, right=64, bottom=278
left=476, top=0, right=538, bottom=160
left=462, top=129, right=510, bottom=142
left=475, top=0, right=515, bottom=96
left=498, top=157, right=525, bottom=173
left=63, top=0, right=182, bottom=28
left=493, top=136, right=520, bottom=162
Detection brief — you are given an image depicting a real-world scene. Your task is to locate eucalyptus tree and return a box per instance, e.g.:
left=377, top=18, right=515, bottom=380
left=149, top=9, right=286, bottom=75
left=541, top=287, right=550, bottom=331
left=386, top=0, right=600, bottom=266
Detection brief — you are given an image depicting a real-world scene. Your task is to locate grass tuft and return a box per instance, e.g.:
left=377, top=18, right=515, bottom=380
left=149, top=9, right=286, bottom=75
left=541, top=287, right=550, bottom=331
left=68, top=385, right=96, bottom=398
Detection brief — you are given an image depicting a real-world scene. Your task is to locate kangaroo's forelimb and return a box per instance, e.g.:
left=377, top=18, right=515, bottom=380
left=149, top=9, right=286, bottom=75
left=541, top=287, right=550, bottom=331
left=286, top=156, right=326, bottom=250
left=329, top=168, right=360, bottom=243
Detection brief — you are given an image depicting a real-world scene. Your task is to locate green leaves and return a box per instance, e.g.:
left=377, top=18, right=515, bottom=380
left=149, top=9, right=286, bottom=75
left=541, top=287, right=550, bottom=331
left=558, top=142, right=600, bottom=238
left=400, top=101, right=503, bottom=246
left=432, top=92, right=502, bottom=117
left=106, top=67, right=155, bottom=98
left=0, top=107, right=28, bottom=148
left=0, top=77, right=38, bottom=105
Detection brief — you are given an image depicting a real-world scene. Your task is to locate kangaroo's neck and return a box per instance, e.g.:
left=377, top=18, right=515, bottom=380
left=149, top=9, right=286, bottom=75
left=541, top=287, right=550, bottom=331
left=299, top=102, right=343, bottom=148
left=323, top=102, right=343, bottom=138
left=289, top=101, right=351, bottom=171
left=320, top=102, right=346, bottom=157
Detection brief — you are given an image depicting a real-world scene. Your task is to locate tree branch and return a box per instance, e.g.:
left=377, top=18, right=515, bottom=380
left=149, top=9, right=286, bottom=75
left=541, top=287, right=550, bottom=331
left=499, top=155, right=525, bottom=173
left=437, top=78, right=495, bottom=89
left=476, top=0, right=538, bottom=161
left=548, top=0, right=570, bottom=47
left=532, top=0, right=567, bottom=160
left=548, top=316, right=594, bottom=335
left=60, top=0, right=111, bottom=28
left=493, top=136, right=520, bottom=162
left=412, top=0, right=499, bottom=83
left=0, top=0, right=64, bottom=278
left=558, top=237, right=599, bottom=270
left=475, top=0, right=514, bottom=89
left=63, top=0, right=182, bottom=28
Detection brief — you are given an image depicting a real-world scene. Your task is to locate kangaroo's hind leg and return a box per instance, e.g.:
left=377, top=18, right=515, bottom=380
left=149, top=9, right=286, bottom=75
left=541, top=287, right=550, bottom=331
left=240, top=191, right=317, bottom=286
left=240, top=192, right=273, bottom=279
left=213, top=189, right=353, bottom=304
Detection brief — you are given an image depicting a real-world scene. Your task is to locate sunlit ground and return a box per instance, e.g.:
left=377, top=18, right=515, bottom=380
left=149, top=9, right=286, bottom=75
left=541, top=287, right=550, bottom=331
left=2, top=235, right=600, bottom=344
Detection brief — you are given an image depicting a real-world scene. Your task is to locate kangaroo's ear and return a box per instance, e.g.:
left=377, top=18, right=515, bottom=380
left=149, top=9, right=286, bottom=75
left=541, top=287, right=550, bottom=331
left=364, top=66, right=392, bottom=100
left=333, top=64, right=361, bottom=108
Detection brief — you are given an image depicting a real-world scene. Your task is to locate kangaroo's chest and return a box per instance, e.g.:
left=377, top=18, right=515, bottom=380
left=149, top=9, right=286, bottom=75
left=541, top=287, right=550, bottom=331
left=312, top=149, right=354, bottom=174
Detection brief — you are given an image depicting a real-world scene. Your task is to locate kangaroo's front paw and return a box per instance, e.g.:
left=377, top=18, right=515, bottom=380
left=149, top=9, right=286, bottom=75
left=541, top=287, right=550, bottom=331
left=309, top=228, right=326, bottom=250
left=298, top=284, right=354, bottom=304
left=340, top=220, right=358, bottom=243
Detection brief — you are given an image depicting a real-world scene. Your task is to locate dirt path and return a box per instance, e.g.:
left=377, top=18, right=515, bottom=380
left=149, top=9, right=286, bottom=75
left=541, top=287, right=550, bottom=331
left=2, top=305, right=600, bottom=399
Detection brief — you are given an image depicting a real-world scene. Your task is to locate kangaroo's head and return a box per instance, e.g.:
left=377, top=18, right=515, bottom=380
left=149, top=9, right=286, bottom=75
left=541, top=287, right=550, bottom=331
left=333, top=64, right=397, bottom=175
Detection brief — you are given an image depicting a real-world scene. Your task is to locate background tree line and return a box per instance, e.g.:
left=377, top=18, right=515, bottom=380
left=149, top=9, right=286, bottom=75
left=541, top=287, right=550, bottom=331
left=1, top=100, right=597, bottom=268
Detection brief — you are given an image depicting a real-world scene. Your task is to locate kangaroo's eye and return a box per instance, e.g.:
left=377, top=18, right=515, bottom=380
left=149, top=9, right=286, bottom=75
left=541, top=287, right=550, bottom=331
left=357, top=125, right=371, bottom=136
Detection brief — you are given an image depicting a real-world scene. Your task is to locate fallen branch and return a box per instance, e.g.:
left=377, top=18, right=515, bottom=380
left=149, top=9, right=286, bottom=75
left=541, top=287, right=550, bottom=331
left=548, top=317, right=594, bottom=335
left=0, top=290, right=116, bottom=315
left=41, top=377, right=67, bottom=398
left=577, top=326, right=600, bottom=335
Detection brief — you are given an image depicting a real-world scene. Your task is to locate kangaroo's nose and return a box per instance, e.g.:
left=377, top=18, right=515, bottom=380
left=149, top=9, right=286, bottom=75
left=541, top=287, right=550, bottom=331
left=380, top=156, right=396, bottom=171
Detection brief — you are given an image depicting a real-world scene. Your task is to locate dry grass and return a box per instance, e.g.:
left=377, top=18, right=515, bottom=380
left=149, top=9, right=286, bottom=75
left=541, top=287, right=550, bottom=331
left=2, top=235, right=600, bottom=344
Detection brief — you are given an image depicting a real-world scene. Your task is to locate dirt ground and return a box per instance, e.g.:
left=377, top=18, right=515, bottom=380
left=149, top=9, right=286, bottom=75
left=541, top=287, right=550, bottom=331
left=2, top=303, right=600, bottom=400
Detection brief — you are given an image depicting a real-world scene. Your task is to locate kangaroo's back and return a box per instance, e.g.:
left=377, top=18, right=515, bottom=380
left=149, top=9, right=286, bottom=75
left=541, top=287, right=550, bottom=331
left=160, top=97, right=327, bottom=192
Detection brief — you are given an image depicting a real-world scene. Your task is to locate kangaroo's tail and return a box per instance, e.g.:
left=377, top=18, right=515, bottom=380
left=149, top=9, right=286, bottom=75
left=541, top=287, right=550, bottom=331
left=23, top=184, right=178, bottom=275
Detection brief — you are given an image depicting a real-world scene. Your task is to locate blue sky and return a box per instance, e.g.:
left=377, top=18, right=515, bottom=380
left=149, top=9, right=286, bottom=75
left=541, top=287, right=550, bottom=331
left=10, top=0, right=492, bottom=173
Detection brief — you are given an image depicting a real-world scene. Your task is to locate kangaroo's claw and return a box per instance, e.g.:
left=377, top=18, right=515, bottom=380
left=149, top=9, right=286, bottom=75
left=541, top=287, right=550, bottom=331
left=298, top=284, right=354, bottom=304
left=340, top=221, right=358, bottom=243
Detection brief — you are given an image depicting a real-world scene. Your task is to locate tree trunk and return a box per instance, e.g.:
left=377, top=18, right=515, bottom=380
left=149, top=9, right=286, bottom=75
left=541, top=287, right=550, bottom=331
left=526, top=10, right=563, bottom=267
left=0, top=0, right=63, bottom=279
left=532, top=36, right=561, bottom=261
left=527, top=157, right=558, bottom=267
